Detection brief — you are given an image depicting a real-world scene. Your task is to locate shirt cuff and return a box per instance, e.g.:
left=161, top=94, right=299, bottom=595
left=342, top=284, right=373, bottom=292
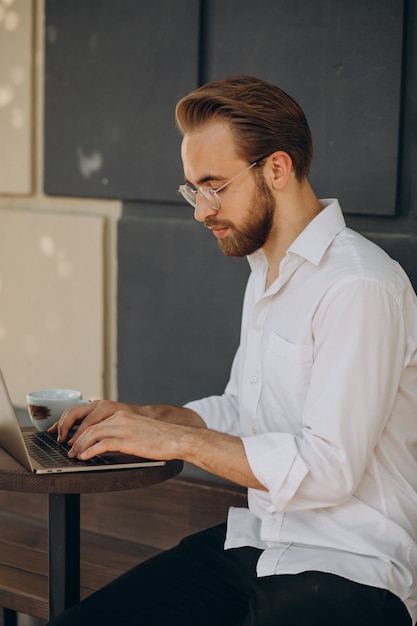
left=242, top=433, right=309, bottom=511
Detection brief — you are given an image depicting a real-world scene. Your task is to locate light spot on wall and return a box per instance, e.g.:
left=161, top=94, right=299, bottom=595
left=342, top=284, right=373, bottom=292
left=38, top=235, right=73, bottom=278
left=4, top=9, right=18, bottom=31
left=0, top=84, right=14, bottom=107
left=77, top=146, right=103, bottom=178
left=46, top=24, right=58, bottom=43
left=39, top=234, right=56, bottom=257
left=90, top=33, right=98, bottom=51
left=2, top=0, right=16, bottom=7
left=56, top=252, right=72, bottom=278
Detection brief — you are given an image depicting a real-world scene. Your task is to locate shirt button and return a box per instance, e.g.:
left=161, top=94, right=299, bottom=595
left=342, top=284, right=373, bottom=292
left=249, top=376, right=258, bottom=384
left=251, top=426, right=257, bottom=435
left=255, top=323, right=262, bottom=331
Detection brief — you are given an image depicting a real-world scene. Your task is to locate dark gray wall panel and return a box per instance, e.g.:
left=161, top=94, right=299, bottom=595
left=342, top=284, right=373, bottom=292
left=44, top=0, right=199, bottom=201
left=397, top=0, right=417, bottom=220
left=203, top=0, right=403, bottom=216
left=363, top=234, right=417, bottom=291
left=117, top=206, right=250, bottom=405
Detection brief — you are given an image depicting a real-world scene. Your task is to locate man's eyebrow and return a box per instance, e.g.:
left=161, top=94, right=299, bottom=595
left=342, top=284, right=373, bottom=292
left=186, top=173, right=225, bottom=186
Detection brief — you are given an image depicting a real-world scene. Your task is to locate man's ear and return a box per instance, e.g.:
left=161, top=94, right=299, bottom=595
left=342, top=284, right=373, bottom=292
left=267, top=151, right=293, bottom=189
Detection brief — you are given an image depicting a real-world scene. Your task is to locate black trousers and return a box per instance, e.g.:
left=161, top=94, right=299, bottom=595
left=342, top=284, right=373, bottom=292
left=47, top=523, right=411, bottom=626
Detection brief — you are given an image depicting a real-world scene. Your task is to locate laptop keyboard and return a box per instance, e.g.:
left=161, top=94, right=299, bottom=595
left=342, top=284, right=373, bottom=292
left=23, top=430, right=110, bottom=467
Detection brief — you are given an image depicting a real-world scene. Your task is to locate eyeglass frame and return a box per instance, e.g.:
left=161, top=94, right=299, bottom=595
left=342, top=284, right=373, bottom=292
left=178, top=155, right=269, bottom=211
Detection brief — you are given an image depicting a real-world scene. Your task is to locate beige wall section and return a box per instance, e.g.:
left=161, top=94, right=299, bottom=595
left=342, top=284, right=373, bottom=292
left=0, top=209, right=104, bottom=405
left=0, top=0, right=32, bottom=194
left=0, top=0, right=122, bottom=407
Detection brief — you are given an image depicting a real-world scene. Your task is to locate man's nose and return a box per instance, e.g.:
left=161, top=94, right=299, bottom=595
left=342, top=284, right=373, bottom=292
left=194, top=194, right=218, bottom=223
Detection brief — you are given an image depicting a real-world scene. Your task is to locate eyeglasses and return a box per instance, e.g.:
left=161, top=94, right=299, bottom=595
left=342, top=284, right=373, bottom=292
left=178, top=159, right=262, bottom=211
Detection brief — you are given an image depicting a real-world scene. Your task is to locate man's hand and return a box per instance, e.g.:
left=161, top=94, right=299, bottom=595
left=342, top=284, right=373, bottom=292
left=67, top=410, right=180, bottom=461
left=49, top=400, right=206, bottom=446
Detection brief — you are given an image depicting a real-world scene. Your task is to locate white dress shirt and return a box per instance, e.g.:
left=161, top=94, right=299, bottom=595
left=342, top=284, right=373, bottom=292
left=185, top=199, right=417, bottom=622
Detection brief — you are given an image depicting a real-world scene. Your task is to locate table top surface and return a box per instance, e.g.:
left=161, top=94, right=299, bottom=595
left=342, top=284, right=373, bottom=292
left=0, top=444, right=183, bottom=494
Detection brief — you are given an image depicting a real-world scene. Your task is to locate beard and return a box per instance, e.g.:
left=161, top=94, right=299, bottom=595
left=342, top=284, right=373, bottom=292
left=204, top=174, right=275, bottom=257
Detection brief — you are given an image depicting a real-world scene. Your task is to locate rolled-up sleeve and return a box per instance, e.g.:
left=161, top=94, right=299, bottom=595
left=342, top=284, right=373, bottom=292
left=242, top=432, right=309, bottom=508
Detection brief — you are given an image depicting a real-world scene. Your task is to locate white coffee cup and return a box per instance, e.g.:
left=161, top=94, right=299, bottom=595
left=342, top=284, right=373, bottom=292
left=27, top=388, right=89, bottom=431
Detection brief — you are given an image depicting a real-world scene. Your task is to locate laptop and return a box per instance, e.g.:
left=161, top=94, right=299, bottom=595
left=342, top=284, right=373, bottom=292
left=0, top=370, right=166, bottom=474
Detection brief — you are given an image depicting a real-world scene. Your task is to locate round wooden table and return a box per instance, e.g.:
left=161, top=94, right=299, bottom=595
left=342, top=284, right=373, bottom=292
left=0, top=445, right=183, bottom=620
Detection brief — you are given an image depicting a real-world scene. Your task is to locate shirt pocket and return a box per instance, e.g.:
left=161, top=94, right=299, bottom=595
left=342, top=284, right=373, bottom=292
left=263, top=333, right=313, bottom=430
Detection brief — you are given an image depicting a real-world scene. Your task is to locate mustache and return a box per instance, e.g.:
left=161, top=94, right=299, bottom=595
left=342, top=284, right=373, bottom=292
left=204, top=217, right=234, bottom=230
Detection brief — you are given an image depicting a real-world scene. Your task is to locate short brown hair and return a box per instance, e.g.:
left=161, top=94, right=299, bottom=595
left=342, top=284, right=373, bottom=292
left=175, top=75, right=313, bottom=181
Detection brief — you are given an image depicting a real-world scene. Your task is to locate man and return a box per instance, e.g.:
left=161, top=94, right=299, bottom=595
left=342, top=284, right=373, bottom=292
left=48, top=76, right=417, bottom=625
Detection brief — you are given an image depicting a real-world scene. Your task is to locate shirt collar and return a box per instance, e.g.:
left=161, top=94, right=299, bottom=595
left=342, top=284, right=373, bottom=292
left=248, top=198, right=346, bottom=271
left=288, top=198, right=346, bottom=265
